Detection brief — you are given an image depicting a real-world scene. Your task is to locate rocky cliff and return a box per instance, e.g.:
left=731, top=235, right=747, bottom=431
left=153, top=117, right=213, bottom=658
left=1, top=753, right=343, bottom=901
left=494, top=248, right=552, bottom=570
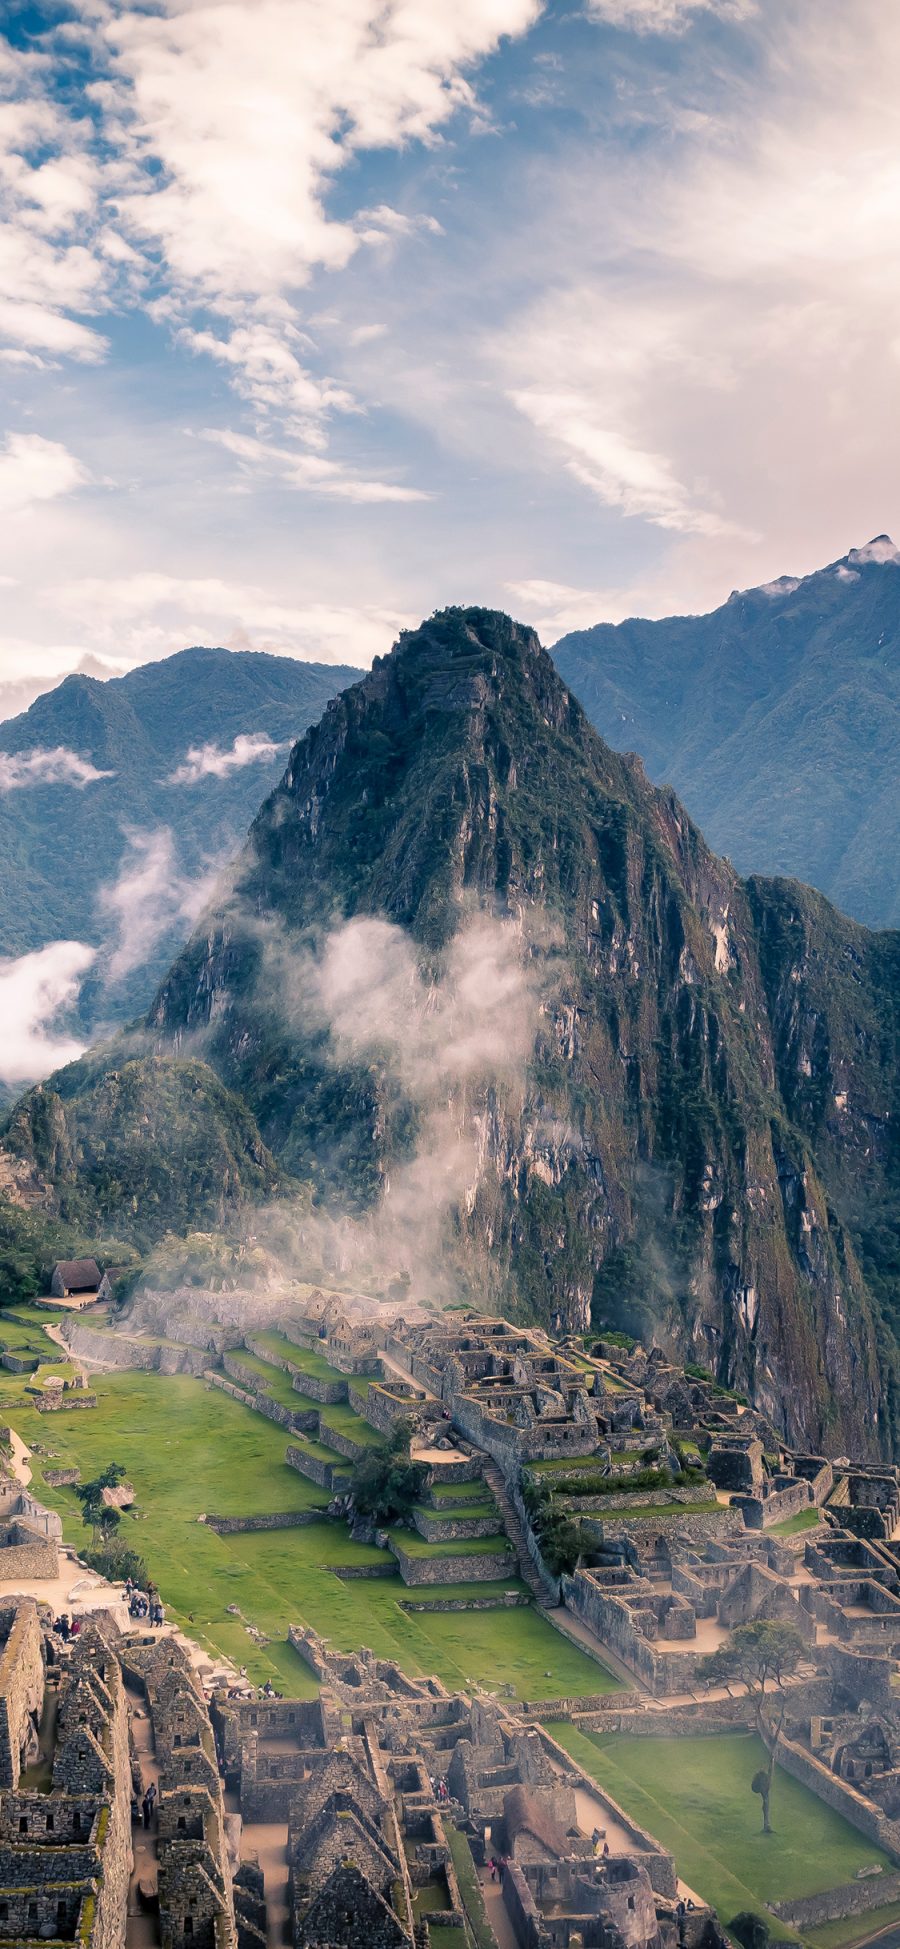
left=138, top=607, right=898, bottom=1457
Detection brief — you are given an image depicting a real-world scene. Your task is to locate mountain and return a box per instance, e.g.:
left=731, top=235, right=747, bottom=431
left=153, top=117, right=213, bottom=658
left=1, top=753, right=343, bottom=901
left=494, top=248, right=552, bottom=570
left=8, top=606, right=897, bottom=1458
left=552, top=538, right=900, bottom=928
left=0, top=645, right=363, bottom=1021
left=3, top=600, right=896, bottom=1457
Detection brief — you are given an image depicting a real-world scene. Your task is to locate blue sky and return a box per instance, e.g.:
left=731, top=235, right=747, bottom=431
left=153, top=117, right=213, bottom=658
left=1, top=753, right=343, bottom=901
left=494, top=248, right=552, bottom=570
left=0, top=0, right=898, bottom=707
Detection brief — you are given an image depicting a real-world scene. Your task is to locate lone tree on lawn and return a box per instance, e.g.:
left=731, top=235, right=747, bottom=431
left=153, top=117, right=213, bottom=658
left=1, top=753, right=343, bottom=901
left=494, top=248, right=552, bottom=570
left=75, top=1462, right=127, bottom=1551
left=697, top=1620, right=805, bottom=1834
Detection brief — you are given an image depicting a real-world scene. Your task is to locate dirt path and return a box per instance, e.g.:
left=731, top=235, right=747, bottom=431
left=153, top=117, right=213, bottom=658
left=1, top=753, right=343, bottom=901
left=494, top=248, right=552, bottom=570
left=480, top=1870, right=520, bottom=1949
left=127, top=1683, right=161, bottom=1947
left=7, top=1428, right=32, bottom=1486
left=239, top=1819, right=291, bottom=1946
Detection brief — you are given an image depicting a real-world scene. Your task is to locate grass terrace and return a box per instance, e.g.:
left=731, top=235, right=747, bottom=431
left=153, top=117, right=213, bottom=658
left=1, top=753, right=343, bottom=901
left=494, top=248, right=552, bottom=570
left=318, top=1400, right=385, bottom=1448
left=548, top=1725, right=893, bottom=1948
left=429, top=1480, right=494, bottom=1504
left=0, top=1368, right=612, bottom=1702
left=226, top=1350, right=320, bottom=1412
left=251, top=1335, right=348, bottom=1387
left=414, top=1504, right=496, bottom=1525
left=389, top=1529, right=513, bottom=1558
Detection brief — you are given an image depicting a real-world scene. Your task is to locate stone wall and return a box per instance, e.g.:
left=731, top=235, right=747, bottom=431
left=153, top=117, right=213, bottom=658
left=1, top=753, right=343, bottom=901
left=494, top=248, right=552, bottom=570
left=771, top=1871, right=900, bottom=1929
left=219, top=1356, right=318, bottom=1432
left=203, top=1510, right=327, bottom=1534
left=34, top=1389, right=97, bottom=1412
left=561, top=1571, right=702, bottom=1696
left=43, top=1466, right=80, bottom=1487
left=388, top=1538, right=516, bottom=1586
left=0, top=1600, right=44, bottom=1788
left=353, top=1381, right=421, bottom=1436
left=768, top=1729, right=900, bottom=1862
left=400, top=1592, right=531, bottom=1612
left=0, top=1482, right=63, bottom=1539
left=243, top=1333, right=347, bottom=1404
left=61, top=1319, right=211, bottom=1375
left=0, top=1526, right=58, bottom=1579
left=412, top=1508, right=500, bottom=1543
left=285, top=1443, right=351, bottom=1493
left=537, top=1725, right=677, bottom=1898
left=732, top=1478, right=814, bottom=1530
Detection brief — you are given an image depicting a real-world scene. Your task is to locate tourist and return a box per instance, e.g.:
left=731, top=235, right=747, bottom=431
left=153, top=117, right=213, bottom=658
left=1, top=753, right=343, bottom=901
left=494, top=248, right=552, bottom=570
left=489, top=1858, right=497, bottom=1882
left=141, top=1793, right=151, bottom=1828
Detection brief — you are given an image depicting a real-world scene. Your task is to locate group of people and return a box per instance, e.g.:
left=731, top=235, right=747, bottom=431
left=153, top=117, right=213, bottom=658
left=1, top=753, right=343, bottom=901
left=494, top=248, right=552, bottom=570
left=487, top=1856, right=508, bottom=1883
left=431, top=1776, right=450, bottom=1803
left=124, top=1578, right=164, bottom=1626
left=52, top=1614, right=81, bottom=1642
left=131, top=1781, right=158, bottom=1828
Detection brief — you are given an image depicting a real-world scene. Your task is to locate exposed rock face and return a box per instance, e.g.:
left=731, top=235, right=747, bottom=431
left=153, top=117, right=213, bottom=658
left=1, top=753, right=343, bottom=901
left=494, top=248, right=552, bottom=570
left=146, top=607, right=898, bottom=1458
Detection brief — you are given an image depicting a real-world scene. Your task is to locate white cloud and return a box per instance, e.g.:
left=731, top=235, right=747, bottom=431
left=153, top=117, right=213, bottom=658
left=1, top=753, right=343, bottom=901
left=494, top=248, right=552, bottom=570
left=203, top=427, right=431, bottom=502
left=0, top=433, right=89, bottom=516
left=97, top=827, right=221, bottom=985
left=0, top=40, right=110, bottom=363
left=584, top=0, right=756, bottom=31
left=847, top=536, right=899, bottom=567
left=93, top=0, right=540, bottom=458
left=486, top=0, right=900, bottom=594
left=0, top=746, right=114, bottom=792
left=55, top=570, right=410, bottom=666
left=0, top=940, right=95, bottom=1087
left=105, top=0, right=541, bottom=303
left=167, top=731, right=286, bottom=785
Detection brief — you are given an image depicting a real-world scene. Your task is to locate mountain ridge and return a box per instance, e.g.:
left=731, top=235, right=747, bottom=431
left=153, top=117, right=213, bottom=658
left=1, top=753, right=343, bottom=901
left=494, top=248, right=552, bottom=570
left=0, top=644, right=364, bottom=1023
left=552, top=537, right=900, bottom=927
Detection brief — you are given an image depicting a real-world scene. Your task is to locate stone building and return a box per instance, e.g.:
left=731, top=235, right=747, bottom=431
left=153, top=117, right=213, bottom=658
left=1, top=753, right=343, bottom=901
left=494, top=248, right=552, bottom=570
left=0, top=1608, right=132, bottom=1947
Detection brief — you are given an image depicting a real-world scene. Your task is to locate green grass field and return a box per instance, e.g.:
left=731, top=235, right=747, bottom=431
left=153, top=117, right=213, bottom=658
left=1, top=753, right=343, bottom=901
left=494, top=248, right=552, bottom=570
left=548, top=1725, right=894, bottom=1945
left=768, top=1507, right=822, bottom=1536
left=0, top=1367, right=611, bottom=1701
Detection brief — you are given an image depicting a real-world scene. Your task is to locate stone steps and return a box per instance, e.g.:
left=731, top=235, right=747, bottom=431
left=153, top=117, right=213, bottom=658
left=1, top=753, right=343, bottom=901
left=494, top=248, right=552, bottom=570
left=481, top=1459, right=553, bottom=1605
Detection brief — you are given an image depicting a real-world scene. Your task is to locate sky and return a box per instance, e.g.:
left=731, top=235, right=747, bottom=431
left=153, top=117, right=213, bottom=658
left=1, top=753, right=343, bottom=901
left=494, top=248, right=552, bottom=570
left=1, top=0, right=899, bottom=711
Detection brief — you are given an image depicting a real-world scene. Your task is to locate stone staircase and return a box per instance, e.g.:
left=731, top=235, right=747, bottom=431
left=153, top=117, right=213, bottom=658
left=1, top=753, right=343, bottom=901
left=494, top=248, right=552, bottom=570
left=481, top=1458, right=556, bottom=1606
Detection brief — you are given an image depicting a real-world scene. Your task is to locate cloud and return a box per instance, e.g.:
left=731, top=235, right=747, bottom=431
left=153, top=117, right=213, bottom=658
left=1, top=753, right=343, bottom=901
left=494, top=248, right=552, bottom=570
left=0, top=746, right=114, bottom=792
left=105, top=0, right=541, bottom=304
left=584, top=0, right=756, bottom=31
left=167, top=731, right=286, bottom=785
left=203, top=428, right=431, bottom=502
left=97, top=828, right=222, bottom=985
left=56, top=570, right=411, bottom=666
left=0, top=941, right=95, bottom=1088
left=0, top=39, right=110, bottom=364
left=253, top=911, right=545, bottom=1303
left=0, top=433, right=89, bottom=516
left=311, top=913, right=537, bottom=1093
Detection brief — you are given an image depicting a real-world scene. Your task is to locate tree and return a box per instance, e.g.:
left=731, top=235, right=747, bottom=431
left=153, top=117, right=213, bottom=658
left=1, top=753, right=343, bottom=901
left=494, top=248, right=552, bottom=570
left=521, top=1477, right=583, bottom=1576
left=697, top=1620, right=805, bottom=1833
left=730, top=1913, right=771, bottom=1949
left=349, top=1417, right=427, bottom=1526
left=75, top=1462, right=127, bottom=1550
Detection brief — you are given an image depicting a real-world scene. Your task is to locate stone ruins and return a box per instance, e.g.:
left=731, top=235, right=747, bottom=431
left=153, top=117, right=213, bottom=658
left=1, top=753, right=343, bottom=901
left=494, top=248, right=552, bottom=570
left=40, top=1295, right=900, bottom=1946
